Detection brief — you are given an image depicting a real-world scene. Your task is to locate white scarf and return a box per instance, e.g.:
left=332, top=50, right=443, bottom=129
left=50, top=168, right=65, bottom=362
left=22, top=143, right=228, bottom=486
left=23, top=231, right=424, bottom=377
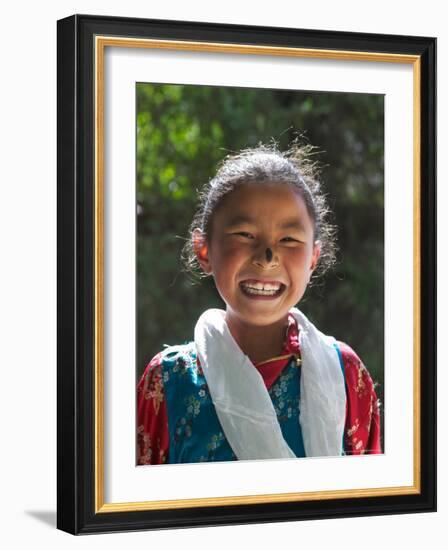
left=194, top=308, right=346, bottom=460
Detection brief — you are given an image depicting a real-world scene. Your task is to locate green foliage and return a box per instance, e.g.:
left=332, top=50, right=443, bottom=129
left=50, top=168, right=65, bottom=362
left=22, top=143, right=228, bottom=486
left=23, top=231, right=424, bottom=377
left=136, top=84, right=384, bottom=420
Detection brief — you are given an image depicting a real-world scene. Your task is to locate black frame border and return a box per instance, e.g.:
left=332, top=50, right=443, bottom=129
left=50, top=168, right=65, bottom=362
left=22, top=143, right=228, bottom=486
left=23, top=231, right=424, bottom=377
left=57, top=14, right=436, bottom=535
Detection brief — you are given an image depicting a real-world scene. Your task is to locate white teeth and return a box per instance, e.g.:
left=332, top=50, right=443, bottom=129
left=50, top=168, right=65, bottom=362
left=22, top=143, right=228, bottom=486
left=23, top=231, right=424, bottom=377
left=243, top=287, right=278, bottom=296
left=242, top=282, right=281, bottom=291
left=240, top=282, right=282, bottom=296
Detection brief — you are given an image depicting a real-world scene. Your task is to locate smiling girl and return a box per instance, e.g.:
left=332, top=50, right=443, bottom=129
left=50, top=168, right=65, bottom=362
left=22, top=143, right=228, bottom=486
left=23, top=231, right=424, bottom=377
left=137, top=143, right=381, bottom=465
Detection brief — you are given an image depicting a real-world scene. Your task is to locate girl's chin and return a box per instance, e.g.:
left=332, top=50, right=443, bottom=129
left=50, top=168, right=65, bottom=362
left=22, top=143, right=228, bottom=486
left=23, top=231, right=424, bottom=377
left=228, top=297, right=293, bottom=325
left=226, top=309, right=290, bottom=330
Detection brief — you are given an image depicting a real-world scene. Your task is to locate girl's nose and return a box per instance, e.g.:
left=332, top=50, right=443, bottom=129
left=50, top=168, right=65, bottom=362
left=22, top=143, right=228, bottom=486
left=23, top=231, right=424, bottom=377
left=252, top=246, right=279, bottom=268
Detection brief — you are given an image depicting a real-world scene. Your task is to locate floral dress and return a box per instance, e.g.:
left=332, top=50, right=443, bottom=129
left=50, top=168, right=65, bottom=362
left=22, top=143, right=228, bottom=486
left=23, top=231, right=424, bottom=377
left=137, top=314, right=381, bottom=464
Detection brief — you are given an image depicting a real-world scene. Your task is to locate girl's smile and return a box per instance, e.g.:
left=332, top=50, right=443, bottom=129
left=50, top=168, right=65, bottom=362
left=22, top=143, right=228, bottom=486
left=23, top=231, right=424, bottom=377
left=239, top=279, right=286, bottom=299
left=194, top=182, right=321, bottom=330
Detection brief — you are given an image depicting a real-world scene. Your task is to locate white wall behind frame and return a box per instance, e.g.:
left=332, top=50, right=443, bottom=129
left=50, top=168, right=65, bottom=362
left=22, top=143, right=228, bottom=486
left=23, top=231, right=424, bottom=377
left=0, top=0, right=443, bottom=549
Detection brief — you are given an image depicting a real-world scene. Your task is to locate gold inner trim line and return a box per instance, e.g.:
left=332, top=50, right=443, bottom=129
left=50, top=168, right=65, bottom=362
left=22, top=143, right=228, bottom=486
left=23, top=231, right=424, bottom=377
left=94, top=35, right=422, bottom=513
left=412, top=56, right=422, bottom=494
left=96, top=36, right=419, bottom=64
left=98, top=485, right=420, bottom=513
left=95, top=33, right=105, bottom=513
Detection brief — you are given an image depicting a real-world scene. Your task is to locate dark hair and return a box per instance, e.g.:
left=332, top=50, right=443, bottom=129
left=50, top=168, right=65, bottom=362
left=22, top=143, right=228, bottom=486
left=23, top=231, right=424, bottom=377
left=181, top=142, right=337, bottom=282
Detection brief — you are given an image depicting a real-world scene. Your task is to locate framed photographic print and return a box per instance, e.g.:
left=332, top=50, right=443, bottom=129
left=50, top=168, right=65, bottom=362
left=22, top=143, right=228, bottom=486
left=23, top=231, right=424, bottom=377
left=57, top=14, right=436, bottom=534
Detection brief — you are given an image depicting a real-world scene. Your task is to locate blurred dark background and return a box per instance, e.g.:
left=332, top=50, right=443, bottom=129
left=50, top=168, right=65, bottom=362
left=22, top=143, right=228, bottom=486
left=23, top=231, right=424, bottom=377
left=136, top=83, right=384, bottom=438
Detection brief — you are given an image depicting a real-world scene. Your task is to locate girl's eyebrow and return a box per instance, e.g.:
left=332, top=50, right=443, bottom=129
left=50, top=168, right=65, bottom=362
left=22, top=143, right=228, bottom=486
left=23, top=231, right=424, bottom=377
left=224, top=215, right=255, bottom=228
left=279, top=219, right=306, bottom=231
left=225, top=215, right=306, bottom=231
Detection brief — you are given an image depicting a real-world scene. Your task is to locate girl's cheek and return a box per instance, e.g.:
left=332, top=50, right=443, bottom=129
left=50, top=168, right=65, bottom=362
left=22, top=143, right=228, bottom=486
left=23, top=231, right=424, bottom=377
left=221, top=240, right=248, bottom=256
left=286, top=247, right=307, bottom=260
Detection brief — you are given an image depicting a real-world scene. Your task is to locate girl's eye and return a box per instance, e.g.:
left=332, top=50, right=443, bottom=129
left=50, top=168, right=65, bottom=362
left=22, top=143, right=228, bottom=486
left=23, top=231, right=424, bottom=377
left=235, top=232, right=254, bottom=239
left=281, top=236, right=299, bottom=243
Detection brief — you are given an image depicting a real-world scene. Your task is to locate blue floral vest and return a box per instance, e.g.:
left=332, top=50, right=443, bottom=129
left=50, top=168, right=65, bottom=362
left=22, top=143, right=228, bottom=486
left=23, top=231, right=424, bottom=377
left=160, top=342, right=307, bottom=463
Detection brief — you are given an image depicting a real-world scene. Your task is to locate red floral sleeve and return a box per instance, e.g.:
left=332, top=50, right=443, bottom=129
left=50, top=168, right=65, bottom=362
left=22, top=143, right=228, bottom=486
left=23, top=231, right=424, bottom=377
left=339, top=342, right=382, bottom=455
left=136, top=353, right=170, bottom=465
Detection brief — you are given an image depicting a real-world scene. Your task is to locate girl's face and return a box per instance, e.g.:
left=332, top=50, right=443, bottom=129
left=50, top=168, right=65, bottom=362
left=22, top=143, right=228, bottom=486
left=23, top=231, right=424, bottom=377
left=194, top=183, right=321, bottom=328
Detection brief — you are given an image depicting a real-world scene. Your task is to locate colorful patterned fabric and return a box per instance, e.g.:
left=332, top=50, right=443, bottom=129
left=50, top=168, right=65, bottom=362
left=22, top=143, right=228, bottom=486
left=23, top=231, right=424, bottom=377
left=137, top=314, right=381, bottom=465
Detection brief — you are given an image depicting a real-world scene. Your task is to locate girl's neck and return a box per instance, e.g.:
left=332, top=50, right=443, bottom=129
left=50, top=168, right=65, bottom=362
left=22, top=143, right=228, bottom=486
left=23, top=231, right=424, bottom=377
left=224, top=312, right=289, bottom=365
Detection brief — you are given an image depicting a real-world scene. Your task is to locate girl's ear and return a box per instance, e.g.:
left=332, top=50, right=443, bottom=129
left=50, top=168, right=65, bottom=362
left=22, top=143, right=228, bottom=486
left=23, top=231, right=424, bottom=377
left=193, top=228, right=212, bottom=274
left=309, top=241, right=322, bottom=276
